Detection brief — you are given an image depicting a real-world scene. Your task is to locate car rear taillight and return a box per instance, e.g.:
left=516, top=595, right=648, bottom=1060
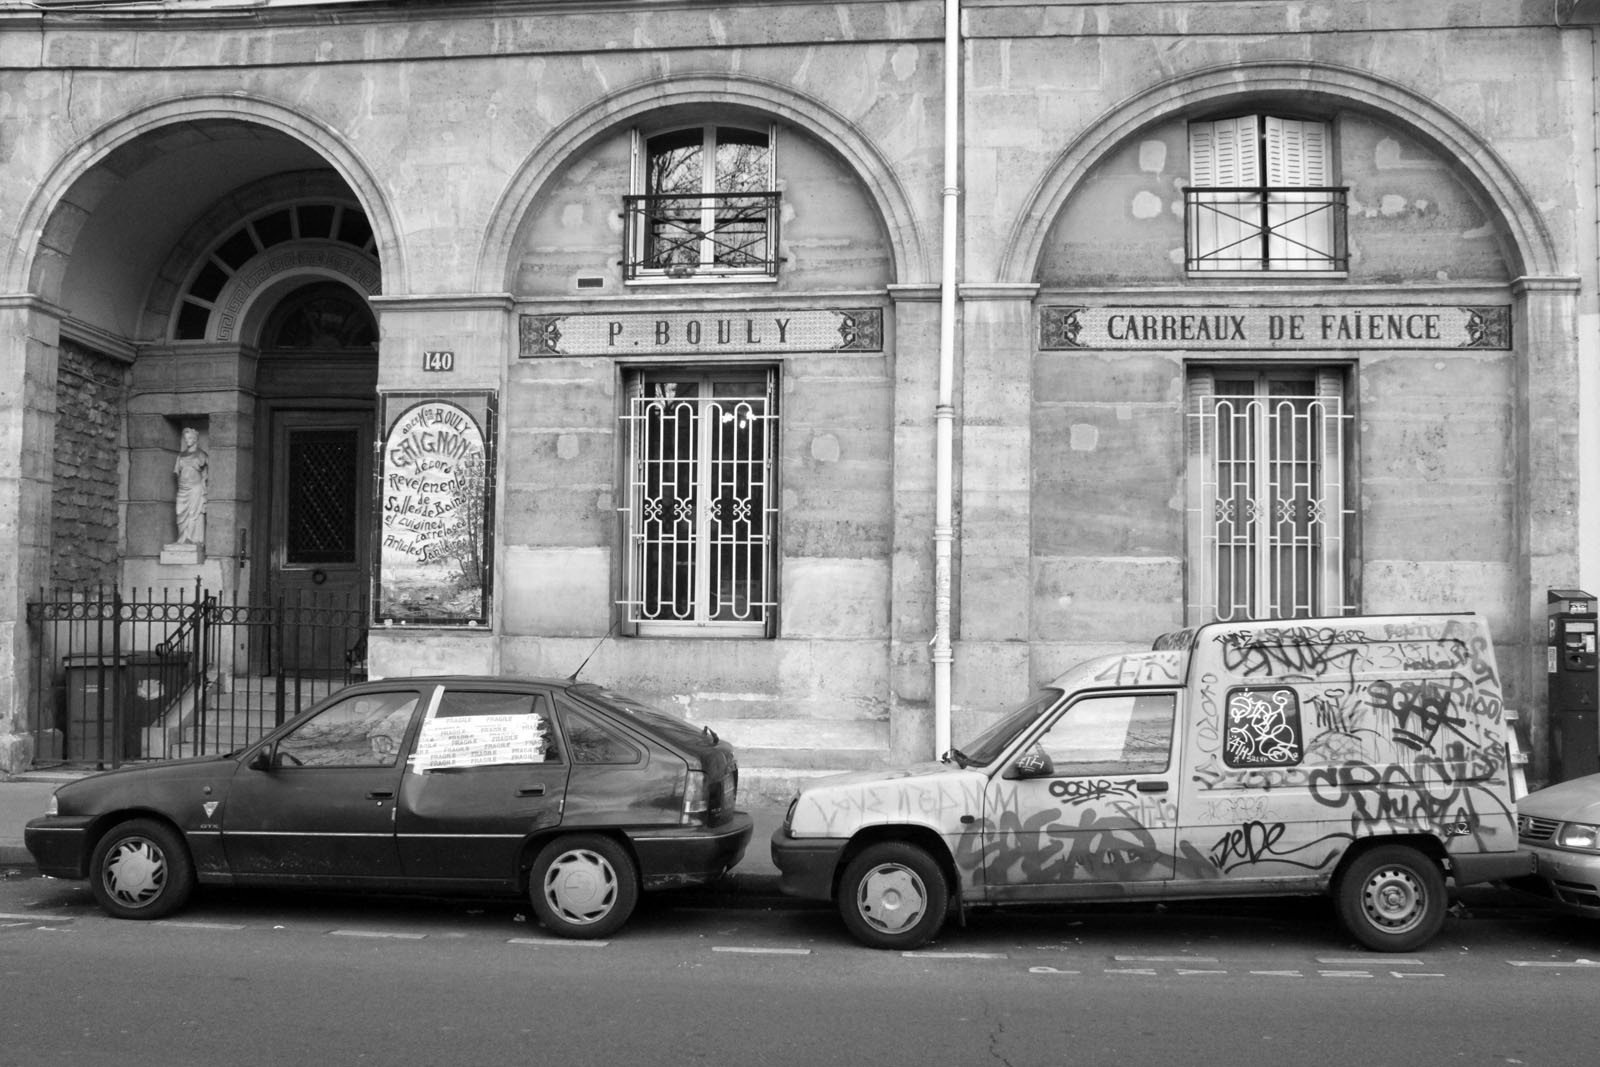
left=682, top=769, right=709, bottom=825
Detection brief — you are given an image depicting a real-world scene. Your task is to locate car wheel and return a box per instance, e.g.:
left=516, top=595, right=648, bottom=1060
left=89, top=819, right=195, bottom=920
left=838, top=841, right=949, bottom=950
left=529, top=834, right=639, bottom=939
left=1335, top=844, right=1447, bottom=952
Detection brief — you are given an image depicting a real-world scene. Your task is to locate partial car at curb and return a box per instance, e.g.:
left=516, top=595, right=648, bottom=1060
left=25, top=676, right=751, bottom=938
left=1511, top=771, right=1600, bottom=914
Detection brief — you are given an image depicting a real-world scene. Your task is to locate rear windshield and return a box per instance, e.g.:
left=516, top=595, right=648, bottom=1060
left=573, top=684, right=710, bottom=749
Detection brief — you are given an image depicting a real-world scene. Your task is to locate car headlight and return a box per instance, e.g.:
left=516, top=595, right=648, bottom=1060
left=1555, top=822, right=1600, bottom=852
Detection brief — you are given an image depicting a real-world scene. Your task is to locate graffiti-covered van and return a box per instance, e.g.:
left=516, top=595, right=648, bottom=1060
left=771, top=614, right=1531, bottom=951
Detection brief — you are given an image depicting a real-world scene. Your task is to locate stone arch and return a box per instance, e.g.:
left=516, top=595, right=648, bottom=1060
left=7, top=95, right=405, bottom=302
left=999, top=61, right=1558, bottom=284
left=476, top=73, right=931, bottom=291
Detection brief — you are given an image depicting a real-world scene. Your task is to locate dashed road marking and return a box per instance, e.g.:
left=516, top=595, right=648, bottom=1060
left=903, top=951, right=1008, bottom=960
left=508, top=937, right=610, bottom=948
left=156, top=921, right=246, bottom=931
left=1117, top=955, right=1221, bottom=963
left=1508, top=959, right=1600, bottom=968
left=712, top=946, right=812, bottom=956
left=330, top=929, right=427, bottom=940
left=0, top=912, right=73, bottom=923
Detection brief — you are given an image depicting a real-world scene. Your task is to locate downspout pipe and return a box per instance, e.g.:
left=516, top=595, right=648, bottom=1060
left=932, top=0, right=960, bottom=756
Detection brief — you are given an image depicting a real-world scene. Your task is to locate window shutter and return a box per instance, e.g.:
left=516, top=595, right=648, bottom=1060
left=1190, top=117, right=1259, bottom=186
left=1264, top=118, right=1329, bottom=187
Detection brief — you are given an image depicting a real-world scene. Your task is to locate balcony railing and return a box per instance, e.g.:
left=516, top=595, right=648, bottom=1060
left=1184, top=186, right=1348, bottom=272
left=623, top=192, right=780, bottom=281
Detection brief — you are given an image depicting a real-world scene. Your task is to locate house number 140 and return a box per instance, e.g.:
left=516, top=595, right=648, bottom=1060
left=422, top=351, right=455, bottom=372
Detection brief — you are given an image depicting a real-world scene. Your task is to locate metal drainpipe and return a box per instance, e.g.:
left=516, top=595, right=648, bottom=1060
left=932, top=0, right=960, bottom=756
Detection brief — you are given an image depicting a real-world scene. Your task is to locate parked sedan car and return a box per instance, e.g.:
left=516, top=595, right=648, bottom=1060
left=1513, top=771, right=1600, bottom=914
left=26, top=676, right=751, bottom=938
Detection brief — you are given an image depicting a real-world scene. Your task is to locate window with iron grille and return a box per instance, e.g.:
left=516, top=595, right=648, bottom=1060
left=623, top=125, right=779, bottom=282
left=619, top=367, right=778, bottom=635
left=1186, top=116, right=1347, bottom=272
left=1187, top=368, right=1353, bottom=624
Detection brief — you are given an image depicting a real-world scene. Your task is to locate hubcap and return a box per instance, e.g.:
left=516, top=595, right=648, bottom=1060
left=103, top=838, right=167, bottom=909
left=1362, top=866, right=1424, bottom=932
left=857, top=863, right=927, bottom=934
left=543, top=849, right=618, bottom=925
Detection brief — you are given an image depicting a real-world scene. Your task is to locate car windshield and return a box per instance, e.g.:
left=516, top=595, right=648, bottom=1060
left=958, top=689, right=1064, bottom=766
left=575, top=684, right=710, bottom=748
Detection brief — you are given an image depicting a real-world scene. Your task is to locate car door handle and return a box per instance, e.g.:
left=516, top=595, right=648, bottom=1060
left=517, top=785, right=547, bottom=797
left=1136, top=781, right=1169, bottom=793
left=366, top=791, right=394, bottom=800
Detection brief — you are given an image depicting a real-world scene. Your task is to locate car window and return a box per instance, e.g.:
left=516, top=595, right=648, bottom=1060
left=411, top=689, right=559, bottom=771
left=573, top=684, right=707, bottom=748
left=1033, top=694, right=1175, bottom=777
left=275, top=690, right=421, bottom=768
left=562, top=704, right=643, bottom=765
left=961, top=689, right=1063, bottom=765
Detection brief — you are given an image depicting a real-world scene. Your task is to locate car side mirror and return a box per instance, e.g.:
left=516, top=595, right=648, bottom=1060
left=1007, top=747, right=1055, bottom=780
left=248, top=747, right=274, bottom=772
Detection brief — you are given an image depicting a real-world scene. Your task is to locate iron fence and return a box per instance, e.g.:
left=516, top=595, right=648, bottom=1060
left=26, top=582, right=368, bottom=769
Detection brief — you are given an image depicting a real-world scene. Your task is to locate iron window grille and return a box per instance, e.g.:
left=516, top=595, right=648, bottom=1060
left=622, top=191, right=781, bottom=280
left=1187, top=375, right=1353, bottom=624
left=1184, top=186, right=1349, bottom=271
left=619, top=369, right=778, bottom=635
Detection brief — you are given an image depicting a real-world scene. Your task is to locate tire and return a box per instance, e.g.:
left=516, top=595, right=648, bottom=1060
left=1335, top=844, right=1447, bottom=952
left=528, top=834, right=639, bottom=939
left=837, top=841, right=949, bottom=950
left=88, top=819, right=195, bottom=921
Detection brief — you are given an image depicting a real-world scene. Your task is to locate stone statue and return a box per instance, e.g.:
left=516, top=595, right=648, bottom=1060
left=172, top=427, right=208, bottom=546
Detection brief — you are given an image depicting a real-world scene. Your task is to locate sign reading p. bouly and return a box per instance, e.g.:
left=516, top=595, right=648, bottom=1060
left=519, top=308, right=883, bottom=357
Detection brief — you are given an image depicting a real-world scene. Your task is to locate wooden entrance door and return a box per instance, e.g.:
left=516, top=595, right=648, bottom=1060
left=269, top=409, right=373, bottom=672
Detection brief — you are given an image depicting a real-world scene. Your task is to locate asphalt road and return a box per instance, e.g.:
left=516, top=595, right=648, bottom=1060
left=2, top=872, right=1597, bottom=1067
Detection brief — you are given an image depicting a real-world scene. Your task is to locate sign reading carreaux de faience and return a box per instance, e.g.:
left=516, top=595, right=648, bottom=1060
left=519, top=307, right=883, bottom=357
left=1040, top=304, right=1512, bottom=351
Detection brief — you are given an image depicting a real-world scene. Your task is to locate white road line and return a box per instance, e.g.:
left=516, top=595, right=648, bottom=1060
left=0, top=912, right=74, bottom=923
left=712, top=946, right=813, bottom=956
left=1317, top=970, right=1374, bottom=978
left=329, top=929, right=427, bottom=940
left=1028, top=966, right=1083, bottom=974
left=1508, top=959, right=1600, bottom=968
left=156, top=921, right=246, bottom=931
left=1249, top=970, right=1304, bottom=977
left=508, top=937, right=610, bottom=948
left=1318, top=956, right=1423, bottom=966
left=1116, top=955, right=1221, bottom=963
left=1392, top=972, right=1445, bottom=978
left=902, top=951, right=1008, bottom=960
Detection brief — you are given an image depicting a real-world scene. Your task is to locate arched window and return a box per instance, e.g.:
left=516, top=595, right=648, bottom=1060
left=624, top=125, right=778, bottom=281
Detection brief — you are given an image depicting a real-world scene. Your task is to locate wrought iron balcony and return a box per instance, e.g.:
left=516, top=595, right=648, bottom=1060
left=622, top=192, right=780, bottom=281
left=1184, top=186, right=1349, bottom=272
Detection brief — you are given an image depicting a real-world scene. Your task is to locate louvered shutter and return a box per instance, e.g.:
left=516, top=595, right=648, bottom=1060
left=1264, top=118, right=1332, bottom=268
left=1188, top=117, right=1260, bottom=269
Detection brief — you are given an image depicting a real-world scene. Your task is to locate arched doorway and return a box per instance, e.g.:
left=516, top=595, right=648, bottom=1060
left=253, top=281, right=378, bottom=671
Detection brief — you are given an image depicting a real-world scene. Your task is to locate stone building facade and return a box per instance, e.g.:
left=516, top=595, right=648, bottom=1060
left=1, top=0, right=1596, bottom=789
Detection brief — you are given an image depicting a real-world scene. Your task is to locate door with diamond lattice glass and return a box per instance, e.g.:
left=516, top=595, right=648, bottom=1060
left=272, top=411, right=372, bottom=670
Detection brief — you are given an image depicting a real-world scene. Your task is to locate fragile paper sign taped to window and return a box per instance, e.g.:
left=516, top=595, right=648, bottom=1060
left=412, top=714, right=547, bottom=771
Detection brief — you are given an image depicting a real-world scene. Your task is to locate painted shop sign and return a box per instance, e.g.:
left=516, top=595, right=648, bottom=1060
left=1039, top=304, right=1511, bottom=351
left=519, top=307, right=883, bottom=357
left=375, top=391, right=497, bottom=628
